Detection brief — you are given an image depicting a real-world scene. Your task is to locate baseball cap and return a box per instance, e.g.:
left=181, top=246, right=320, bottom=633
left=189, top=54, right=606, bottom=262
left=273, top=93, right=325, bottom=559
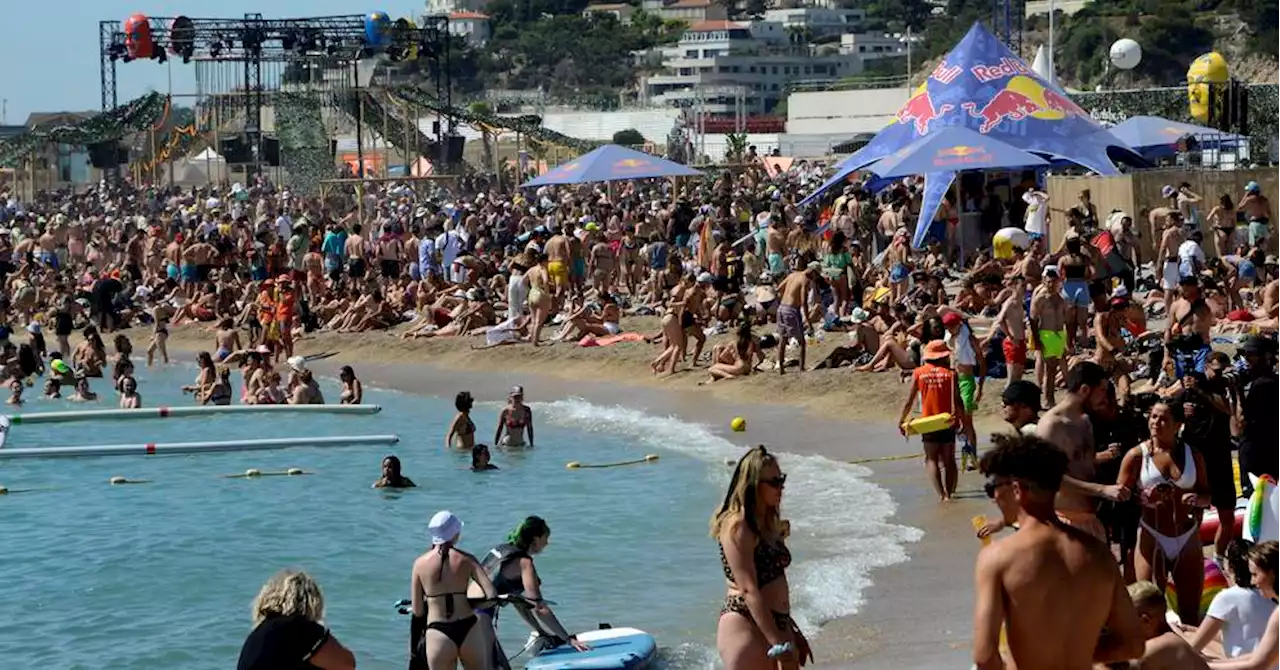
left=1238, top=334, right=1275, bottom=356
left=1042, top=265, right=1059, bottom=278
left=1001, top=380, right=1043, bottom=412
left=941, top=312, right=962, bottom=328
left=510, top=385, right=524, bottom=397
left=922, top=340, right=950, bottom=361
left=428, top=510, right=464, bottom=546
left=1161, top=185, right=1177, bottom=198
left=1246, top=181, right=1260, bottom=193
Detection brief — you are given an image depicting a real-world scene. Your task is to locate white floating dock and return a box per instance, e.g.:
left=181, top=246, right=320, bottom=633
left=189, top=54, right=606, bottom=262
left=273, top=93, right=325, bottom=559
left=0, top=435, right=400, bottom=459
left=7, top=404, right=382, bottom=426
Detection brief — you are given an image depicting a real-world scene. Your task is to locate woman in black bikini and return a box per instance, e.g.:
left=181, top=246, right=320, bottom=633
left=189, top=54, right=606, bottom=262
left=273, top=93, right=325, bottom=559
left=446, top=391, right=477, bottom=450
left=410, top=511, right=497, bottom=670
left=712, top=445, right=812, bottom=670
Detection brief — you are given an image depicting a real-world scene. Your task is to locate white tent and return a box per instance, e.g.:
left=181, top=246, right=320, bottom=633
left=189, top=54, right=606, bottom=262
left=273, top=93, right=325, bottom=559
left=189, top=146, right=226, bottom=163
left=1031, top=45, right=1057, bottom=88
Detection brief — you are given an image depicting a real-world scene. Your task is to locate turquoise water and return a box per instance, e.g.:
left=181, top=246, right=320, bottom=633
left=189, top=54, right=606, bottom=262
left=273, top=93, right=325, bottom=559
left=0, top=363, right=921, bottom=669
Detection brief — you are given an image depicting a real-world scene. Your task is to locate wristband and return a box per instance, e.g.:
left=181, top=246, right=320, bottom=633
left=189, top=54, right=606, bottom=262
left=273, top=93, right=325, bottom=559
left=767, top=642, right=793, bottom=658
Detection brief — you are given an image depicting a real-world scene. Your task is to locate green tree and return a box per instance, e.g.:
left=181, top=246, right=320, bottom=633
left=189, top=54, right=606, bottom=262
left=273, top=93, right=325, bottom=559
left=1135, top=11, right=1214, bottom=84
left=612, top=128, right=646, bottom=146
left=1237, top=0, right=1278, bottom=56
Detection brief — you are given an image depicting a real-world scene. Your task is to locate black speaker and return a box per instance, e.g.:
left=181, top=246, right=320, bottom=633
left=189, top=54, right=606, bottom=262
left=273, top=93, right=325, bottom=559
left=88, top=141, right=124, bottom=168
left=219, top=137, right=253, bottom=164
left=444, top=136, right=465, bottom=164
left=262, top=138, right=280, bottom=166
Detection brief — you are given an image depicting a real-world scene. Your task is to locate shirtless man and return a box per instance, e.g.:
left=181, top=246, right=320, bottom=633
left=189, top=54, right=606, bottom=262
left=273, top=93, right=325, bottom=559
left=1165, top=275, right=1215, bottom=378
left=886, top=229, right=912, bottom=303
left=1094, top=296, right=1132, bottom=399
left=545, top=226, right=572, bottom=300
left=587, top=232, right=615, bottom=297
left=1241, top=181, right=1271, bottom=247
left=775, top=259, right=814, bottom=374
left=973, top=432, right=1144, bottom=670
left=1156, top=212, right=1186, bottom=300
left=765, top=217, right=787, bottom=278
left=987, top=275, right=1029, bottom=384
left=1030, top=265, right=1068, bottom=408
left=344, top=223, right=368, bottom=281
left=213, top=317, right=242, bottom=363
left=1125, top=581, right=1211, bottom=670
left=1036, top=361, right=1130, bottom=543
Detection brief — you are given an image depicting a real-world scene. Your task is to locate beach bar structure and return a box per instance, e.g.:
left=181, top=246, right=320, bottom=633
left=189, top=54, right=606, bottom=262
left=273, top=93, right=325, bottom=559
left=5, top=404, right=382, bottom=426
left=0, top=435, right=400, bottom=459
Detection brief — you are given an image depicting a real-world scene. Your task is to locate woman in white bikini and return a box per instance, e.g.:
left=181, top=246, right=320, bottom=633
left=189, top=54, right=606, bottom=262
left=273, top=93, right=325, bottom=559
left=1117, top=400, right=1212, bottom=625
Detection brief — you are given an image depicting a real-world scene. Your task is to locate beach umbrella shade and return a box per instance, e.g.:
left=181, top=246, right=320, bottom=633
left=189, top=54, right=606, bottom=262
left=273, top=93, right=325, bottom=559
left=520, top=144, right=703, bottom=187
left=862, top=126, right=1050, bottom=180
left=1106, top=115, right=1247, bottom=154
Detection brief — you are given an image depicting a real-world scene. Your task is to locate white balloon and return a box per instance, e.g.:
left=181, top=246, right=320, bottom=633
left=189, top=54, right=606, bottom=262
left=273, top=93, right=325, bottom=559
left=1109, top=38, right=1142, bottom=70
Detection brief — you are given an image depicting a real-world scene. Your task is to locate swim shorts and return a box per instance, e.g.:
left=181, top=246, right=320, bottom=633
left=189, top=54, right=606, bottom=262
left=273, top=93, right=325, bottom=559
left=1171, top=343, right=1211, bottom=378
left=1249, top=217, right=1270, bottom=245
left=180, top=263, right=199, bottom=284
left=166, top=264, right=179, bottom=280
left=958, top=373, right=978, bottom=412
left=1061, top=279, right=1090, bottom=307
left=776, top=304, right=804, bottom=341
left=767, top=252, right=785, bottom=277
left=1037, top=329, right=1067, bottom=359
left=571, top=258, right=587, bottom=282
left=1161, top=259, right=1180, bottom=291
left=920, top=426, right=956, bottom=444
left=1002, top=338, right=1027, bottom=366
left=548, top=260, right=569, bottom=287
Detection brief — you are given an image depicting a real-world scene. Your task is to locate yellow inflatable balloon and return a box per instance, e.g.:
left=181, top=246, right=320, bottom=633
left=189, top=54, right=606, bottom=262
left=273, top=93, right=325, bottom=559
left=731, top=417, right=747, bottom=432
left=1187, top=52, right=1228, bottom=123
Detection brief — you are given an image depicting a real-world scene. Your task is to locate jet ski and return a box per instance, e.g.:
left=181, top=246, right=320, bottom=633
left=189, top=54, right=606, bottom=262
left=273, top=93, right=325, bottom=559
left=394, top=594, right=657, bottom=670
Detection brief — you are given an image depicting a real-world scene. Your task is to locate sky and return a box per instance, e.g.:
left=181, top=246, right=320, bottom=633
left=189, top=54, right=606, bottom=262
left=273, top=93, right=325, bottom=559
left=0, top=0, right=426, bottom=125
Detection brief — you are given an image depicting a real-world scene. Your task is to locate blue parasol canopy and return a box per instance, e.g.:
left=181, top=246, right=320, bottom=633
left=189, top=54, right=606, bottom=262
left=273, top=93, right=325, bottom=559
left=863, top=126, right=1048, bottom=179
left=1106, top=115, right=1247, bottom=155
left=520, top=144, right=703, bottom=187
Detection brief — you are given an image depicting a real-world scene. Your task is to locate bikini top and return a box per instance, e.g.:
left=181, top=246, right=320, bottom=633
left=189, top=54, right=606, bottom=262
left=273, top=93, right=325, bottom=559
left=505, top=406, right=527, bottom=429
left=719, top=536, right=791, bottom=589
left=424, top=543, right=468, bottom=618
left=1139, top=442, right=1196, bottom=503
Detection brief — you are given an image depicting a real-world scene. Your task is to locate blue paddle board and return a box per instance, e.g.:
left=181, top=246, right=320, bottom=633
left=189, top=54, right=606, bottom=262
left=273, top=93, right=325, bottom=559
left=524, top=627, right=656, bottom=670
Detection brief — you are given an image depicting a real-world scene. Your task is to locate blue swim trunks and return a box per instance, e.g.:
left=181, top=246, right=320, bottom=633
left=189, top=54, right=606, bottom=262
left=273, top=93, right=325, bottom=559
left=180, top=263, right=198, bottom=284
left=166, top=264, right=179, bottom=280
left=1061, top=279, right=1090, bottom=307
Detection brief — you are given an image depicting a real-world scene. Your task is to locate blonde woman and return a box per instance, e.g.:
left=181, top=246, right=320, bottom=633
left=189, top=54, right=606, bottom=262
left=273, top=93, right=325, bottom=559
left=410, top=511, right=498, bottom=670
left=712, top=446, right=812, bottom=670
left=237, top=569, right=355, bottom=670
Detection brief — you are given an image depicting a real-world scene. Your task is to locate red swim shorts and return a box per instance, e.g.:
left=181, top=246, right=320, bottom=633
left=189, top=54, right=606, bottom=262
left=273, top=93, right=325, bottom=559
left=1002, top=338, right=1028, bottom=366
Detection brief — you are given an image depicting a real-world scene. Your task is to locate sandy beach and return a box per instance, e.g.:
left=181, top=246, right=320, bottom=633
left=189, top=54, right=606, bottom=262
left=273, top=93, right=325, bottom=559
left=138, top=321, right=1001, bottom=669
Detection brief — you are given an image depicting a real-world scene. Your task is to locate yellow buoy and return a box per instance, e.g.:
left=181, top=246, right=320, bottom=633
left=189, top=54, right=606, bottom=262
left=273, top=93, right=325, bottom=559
left=730, top=417, right=746, bottom=432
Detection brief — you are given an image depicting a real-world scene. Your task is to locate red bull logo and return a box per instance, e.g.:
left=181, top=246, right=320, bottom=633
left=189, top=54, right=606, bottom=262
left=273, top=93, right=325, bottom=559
left=932, top=144, right=991, bottom=166
left=960, top=75, right=1085, bottom=133
left=896, top=84, right=954, bottom=135
left=558, top=161, right=581, bottom=173
left=614, top=158, right=650, bottom=169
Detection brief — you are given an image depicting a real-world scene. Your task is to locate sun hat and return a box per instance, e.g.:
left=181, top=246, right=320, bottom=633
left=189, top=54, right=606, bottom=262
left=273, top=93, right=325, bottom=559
left=922, top=340, right=951, bottom=361
left=286, top=355, right=308, bottom=372
left=428, top=510, right=464, bottom=546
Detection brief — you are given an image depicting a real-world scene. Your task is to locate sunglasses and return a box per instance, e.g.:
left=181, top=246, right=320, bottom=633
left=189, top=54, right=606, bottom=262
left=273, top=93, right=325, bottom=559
left=983, top=477, right=1010, bottom=499
left=761, top=474, right=787, bottom=489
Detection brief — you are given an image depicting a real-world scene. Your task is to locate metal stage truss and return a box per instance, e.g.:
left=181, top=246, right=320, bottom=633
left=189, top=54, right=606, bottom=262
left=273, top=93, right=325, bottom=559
left=98, top=14, right=453, bottom=172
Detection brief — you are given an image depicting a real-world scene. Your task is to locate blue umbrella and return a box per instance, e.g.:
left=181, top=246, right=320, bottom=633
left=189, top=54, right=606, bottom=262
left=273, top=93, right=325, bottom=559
left=1106, top=115, right=1246, bottom=154
left=520, top=144, right=703, bottom=187
left=863, top=125, right=1049, bottom=179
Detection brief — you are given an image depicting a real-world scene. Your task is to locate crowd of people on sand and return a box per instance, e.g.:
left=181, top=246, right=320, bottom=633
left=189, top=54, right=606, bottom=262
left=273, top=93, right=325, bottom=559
left=0, top=157, right=1276, bottom=669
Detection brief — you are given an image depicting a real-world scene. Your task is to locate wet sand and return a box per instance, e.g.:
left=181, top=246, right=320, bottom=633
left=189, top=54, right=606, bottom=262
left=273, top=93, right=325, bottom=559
left=138, top=324, right=999, bottom=668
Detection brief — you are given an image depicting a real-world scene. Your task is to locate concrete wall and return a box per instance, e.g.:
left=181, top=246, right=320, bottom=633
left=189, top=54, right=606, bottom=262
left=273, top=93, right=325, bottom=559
left=785, top=86, right=909, bottom=135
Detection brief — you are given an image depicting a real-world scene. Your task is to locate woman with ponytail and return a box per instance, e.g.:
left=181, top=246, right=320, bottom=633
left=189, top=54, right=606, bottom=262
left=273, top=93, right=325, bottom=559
left=477, top=515, right=590, bottom=653
left=410, top=511, right=497, bottom=670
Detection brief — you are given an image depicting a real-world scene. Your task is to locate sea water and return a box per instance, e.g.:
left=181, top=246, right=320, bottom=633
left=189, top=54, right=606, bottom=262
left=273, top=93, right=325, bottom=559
left=0, top=364, right=920, bottom=669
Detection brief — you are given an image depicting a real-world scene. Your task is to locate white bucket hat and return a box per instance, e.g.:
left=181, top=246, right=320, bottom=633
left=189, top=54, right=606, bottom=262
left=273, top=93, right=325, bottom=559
left=428, top=510, right=463, bottom=545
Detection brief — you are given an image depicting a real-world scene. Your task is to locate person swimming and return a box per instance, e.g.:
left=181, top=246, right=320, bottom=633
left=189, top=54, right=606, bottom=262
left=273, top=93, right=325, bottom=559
left=374, top=455, right=416, bottom=489
left=471, top=444, right=499, bottom=471
left=119, top=376, right=141, bottom=409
